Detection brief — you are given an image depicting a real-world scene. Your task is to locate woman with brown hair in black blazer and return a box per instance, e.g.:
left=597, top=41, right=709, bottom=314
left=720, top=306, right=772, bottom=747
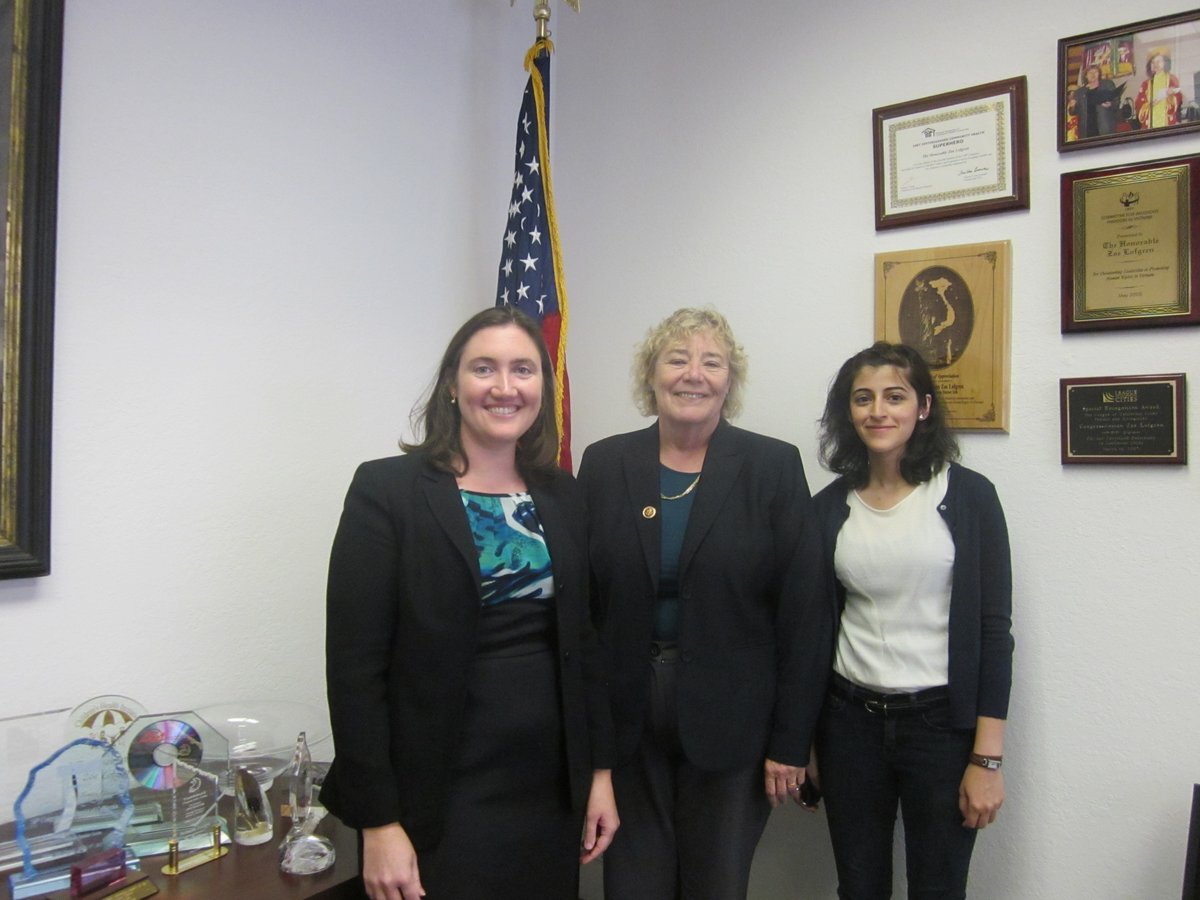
left=577, top=307, right=830, bottom=899
left=322, top=307, right=618, bottom=900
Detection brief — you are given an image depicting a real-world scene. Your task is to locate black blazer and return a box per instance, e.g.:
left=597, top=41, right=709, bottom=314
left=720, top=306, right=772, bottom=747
left=577, top=420, right=831, bottom=770
left=321, top=453, right=614, bottom=849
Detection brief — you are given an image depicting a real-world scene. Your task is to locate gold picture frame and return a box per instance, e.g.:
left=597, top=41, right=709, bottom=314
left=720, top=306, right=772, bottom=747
left=0, top=0, right=63, bottom=578
left=1060, top=154, right=1199, bottom=332
left=875, top=241, right=1012, bottom=431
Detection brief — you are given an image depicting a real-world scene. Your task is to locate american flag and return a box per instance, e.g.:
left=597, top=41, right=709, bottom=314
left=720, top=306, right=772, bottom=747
left=495, top=39, right=571, bottom=471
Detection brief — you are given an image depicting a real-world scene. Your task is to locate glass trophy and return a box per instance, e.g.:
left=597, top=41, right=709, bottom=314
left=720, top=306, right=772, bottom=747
left=111, top=712, right=230, bottom=859
left=233, top=766, right=273, bottom=846
left=279, top=732, right=335, bottom=875
left=286, top=730, right=313, bottom=827
left=6, top=738, right=139, bottom=899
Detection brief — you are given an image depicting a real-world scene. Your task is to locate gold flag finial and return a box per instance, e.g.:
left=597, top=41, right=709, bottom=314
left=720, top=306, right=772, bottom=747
left=510, top=1, right=579, bottom=40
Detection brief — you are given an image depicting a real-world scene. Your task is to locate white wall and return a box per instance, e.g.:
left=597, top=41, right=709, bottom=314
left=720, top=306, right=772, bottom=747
left=0, top=1, right=529, bottom=740
left=1, top=1, right=1197, bottom=898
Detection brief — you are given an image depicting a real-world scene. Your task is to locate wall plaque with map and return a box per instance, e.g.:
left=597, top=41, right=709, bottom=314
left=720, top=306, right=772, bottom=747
left=1061, top=155, right=1200, bottom=333
left=875, top=241, right=1011, bottom=431
left=1060, top=373, right=1187, bottom=464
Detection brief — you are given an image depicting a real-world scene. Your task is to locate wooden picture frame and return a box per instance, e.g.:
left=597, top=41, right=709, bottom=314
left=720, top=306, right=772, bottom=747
left=0, top=0, right=64, bottom=578
left=875, top=241, right=1011, bottom=431
left=1060, top=154, right=1199, bottom=333
left=873, top=77, right=1029, bottom=230
left=1059, top=10, right=1200, bottom=152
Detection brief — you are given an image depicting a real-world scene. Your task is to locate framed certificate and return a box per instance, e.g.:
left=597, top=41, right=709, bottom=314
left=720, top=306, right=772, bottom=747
left=1060, top=154, right=1199, bottom=333
left=874, top=241, right=1011, bottom=431
left=1058, top=10, right=1200, bottom=152
left=873, top=77, right=1029, bottom=230
left=1060, top=374, right=1187, bottom=464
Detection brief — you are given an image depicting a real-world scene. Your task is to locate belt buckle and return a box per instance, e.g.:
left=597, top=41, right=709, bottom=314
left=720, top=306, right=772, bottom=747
left=863, top=697, right=887, bottom=714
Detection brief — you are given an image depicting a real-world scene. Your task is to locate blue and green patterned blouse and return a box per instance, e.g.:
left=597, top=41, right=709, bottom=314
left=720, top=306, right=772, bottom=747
left=460, top=491, right=556, bottom=606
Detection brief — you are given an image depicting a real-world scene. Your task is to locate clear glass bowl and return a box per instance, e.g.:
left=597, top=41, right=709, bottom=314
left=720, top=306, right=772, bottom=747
left=195, top=700, right=331, bottom=791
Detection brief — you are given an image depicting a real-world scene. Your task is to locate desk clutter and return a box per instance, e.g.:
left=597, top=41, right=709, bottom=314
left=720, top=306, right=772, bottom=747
left=0, top=695, right=335, bottom=899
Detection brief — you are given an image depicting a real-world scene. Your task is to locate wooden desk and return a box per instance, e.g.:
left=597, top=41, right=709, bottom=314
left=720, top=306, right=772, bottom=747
left=139, top=807, right=359, bottom=899
left=4, top=799, right=361, bottom=899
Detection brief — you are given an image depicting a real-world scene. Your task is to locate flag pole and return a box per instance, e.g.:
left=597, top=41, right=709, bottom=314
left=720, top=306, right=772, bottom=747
left=533, top=1, right=550, bottom=39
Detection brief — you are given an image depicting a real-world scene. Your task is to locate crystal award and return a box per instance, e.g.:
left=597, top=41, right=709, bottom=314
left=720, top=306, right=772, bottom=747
left=279, top=732, right=335, bottom=875
left=6, top=738, right=138, bottom=899
left=112, top=712, right=230, bottom=857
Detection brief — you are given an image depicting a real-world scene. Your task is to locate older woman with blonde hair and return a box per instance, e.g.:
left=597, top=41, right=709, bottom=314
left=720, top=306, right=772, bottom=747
left=578, top=307, right=830, bottom=899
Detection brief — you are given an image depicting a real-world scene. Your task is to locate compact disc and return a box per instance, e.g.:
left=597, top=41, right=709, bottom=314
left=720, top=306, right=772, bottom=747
left=127, top=719, right=204, bottom=790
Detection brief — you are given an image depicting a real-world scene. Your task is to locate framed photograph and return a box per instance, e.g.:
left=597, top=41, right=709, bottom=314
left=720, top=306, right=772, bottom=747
left=872, top=77, right=1029, bottom=230
left=1060, top=154, right=1199, bottom=333
left=0, top=0, right=64, bottom=578
left=874, top=241, right=1011, bottom=431
left=1060, top=374, right=1187, bottom=464
left=1058, top=10, right=1200, bottom=152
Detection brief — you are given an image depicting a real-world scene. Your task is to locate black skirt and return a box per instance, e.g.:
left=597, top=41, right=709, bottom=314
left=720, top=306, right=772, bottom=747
left=420, top=599, right=579, bottom=900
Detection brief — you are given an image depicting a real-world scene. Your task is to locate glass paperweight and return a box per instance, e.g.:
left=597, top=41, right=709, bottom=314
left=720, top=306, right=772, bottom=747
left=6, top=738, right=138, bottom=899
left=233, top=767, right=274, bottom=846
left=279, top=830, right=335, bottom=876
left=111, top=712, right=230, bottom=857
left=196, top=700, right=330, bottom=791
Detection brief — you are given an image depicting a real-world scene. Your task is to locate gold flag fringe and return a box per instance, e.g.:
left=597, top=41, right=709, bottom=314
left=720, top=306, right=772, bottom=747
left=524, top=38, right=569, bottom=461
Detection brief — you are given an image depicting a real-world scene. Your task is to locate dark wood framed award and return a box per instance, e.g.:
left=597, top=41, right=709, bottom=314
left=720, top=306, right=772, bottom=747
left=1060, top=373, right=1187, bottom=464
left=1058, top=10, right=1200, bottom=152
left=1060, top=154, right=1200, bottom=333
left=872, top=77, right=1029, bottom=230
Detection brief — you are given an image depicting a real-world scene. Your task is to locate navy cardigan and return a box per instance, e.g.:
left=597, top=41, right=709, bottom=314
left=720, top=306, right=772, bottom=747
left=812, top=463, right=1013, bottom=729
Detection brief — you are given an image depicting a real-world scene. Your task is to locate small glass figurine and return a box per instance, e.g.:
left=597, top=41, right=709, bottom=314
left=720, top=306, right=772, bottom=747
left=233, top=767, right=273, bottom=846
left=286, top=731, right=313, bottom=827
left=279, top=732, right=335, bottom=875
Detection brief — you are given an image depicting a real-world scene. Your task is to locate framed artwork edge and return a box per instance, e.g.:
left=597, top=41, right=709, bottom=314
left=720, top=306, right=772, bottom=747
left=874, top=240, right=1012, bottom=432
left=0, top=0, right=63, bottom=579
left=1057, top=9, right=1200, bottom=152
left=872, top=75, right=1030, bottom=230
left=1059, top=373, right=1187, bottom=464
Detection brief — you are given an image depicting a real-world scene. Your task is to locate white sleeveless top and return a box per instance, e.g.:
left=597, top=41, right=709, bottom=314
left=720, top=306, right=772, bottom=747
left=832, top=465, right=954, bottom=693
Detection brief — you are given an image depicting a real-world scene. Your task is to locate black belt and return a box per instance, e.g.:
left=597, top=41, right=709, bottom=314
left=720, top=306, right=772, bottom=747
left=829, top=672, right=948, bottom=715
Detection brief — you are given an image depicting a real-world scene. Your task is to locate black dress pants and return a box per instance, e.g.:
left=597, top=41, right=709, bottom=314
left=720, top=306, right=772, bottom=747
left=603, top=645, right=771, bottom=900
